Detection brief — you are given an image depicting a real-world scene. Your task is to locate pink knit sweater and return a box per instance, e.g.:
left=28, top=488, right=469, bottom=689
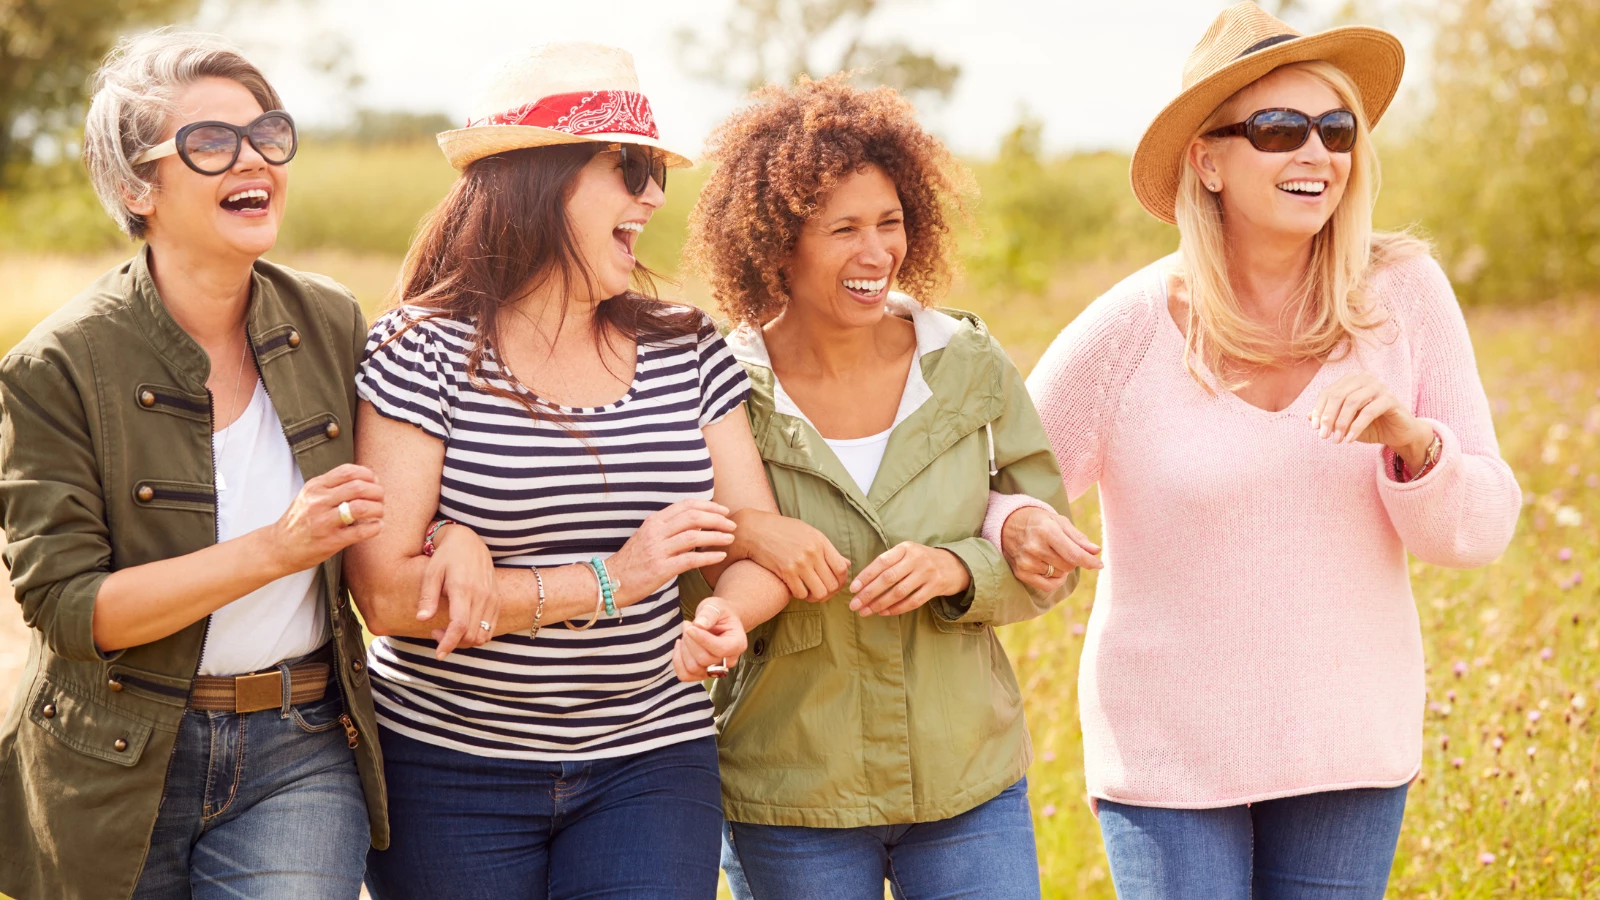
left=993, top=253, right=1520, bottom=808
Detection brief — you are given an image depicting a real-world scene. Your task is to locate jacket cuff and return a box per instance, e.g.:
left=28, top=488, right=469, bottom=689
left=980, top=491, right=1055, bottom=550
left=930, top=538, right=1003, bottom=624
left=43, top=572, right=120, bottom=663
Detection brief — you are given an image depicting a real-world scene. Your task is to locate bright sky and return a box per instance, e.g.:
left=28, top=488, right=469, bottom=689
left=198, top=0, right=1428, bottom=157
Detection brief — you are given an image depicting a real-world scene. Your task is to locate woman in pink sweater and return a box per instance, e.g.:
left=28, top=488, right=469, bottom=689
left=992, top=4, right=1520, bottom=897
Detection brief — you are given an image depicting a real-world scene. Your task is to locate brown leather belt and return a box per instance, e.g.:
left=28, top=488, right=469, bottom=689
left=189, top=645, right=334, bottom=713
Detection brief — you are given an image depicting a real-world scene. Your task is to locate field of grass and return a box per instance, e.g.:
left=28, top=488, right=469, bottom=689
left=0, top=247, right=1593, bottom=897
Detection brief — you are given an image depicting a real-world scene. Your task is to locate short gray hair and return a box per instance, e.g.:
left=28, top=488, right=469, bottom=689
left=82, top=29, right=283, bottom=239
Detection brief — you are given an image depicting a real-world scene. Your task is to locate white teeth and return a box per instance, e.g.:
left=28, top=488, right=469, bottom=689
left=842, top=277, right=888, bottom=293
left=615, top=222, right=644, bottom=234
left=225, top=188, right=269, bottom=203
left=1276, top=180, right=1326, bottom=195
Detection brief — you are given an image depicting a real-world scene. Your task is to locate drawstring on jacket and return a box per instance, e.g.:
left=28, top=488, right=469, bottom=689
left=986, top=421, right=998, bottom=477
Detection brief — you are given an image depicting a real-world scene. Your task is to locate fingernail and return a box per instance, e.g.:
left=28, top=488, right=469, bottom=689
left=849, top=599, right=860, bottom=610
left=1320, top=424, right=1330, bottom=438
left=850, top=581, right=861, bottom=592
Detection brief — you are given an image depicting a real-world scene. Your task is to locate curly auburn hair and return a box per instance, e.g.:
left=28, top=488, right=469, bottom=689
left=686, top=74, right=974, bottom=325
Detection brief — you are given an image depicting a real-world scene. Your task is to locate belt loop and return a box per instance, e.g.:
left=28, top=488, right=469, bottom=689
left=278, top=661, right=294, bottom=718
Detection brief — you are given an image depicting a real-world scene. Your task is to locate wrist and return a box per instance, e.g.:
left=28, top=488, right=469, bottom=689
left=249, top=525, right=298, bottom=582
left=937, top=548, right=973, bottom=595
left=1395, top=422, right=1435, bottom=471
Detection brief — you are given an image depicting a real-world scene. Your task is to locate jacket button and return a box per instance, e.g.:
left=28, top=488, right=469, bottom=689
left=350, top=659, right=363, bottom=672
left=136, top=485, right=155, bottom=502
left=41, top=703, right=56, bottom=718
left=113, top=738, right=128, bottom=752
left=287, top=330, right=302, bottom=348
left=325, top=421, right=341, bottom=439
left=108, top=678, right=124, bottom=692
left=138, top=390, right=156, bottom=407
left=752, top=639, right=766, bottom=657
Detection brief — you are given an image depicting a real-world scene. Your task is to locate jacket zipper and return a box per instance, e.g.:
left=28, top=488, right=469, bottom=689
left=251, top=331, right=361, bottom=751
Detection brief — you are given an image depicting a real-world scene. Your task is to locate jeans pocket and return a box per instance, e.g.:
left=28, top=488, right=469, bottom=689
left=289, top=690, right=344, bottom=735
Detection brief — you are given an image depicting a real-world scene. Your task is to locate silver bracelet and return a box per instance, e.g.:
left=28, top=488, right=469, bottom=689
left=567, top=564, right=604, bottom=631
left=529, top=566, right=546, bottom=641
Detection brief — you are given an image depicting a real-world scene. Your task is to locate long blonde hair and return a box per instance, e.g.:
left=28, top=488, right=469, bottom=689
left=1173, top=60, right=1427, bottom=389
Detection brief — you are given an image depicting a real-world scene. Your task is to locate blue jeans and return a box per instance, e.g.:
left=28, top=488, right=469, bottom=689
left=723, top=777, right=1041, bottom=900
left=1097, top=784, right=1410, bottom=900
left=365, top=727, right=723, bottom=900
left=132, top=682, right=368, bottom=899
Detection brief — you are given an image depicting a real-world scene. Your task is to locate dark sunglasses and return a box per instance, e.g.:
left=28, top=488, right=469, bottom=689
left=606, top=144, right=667, bottom=195
left=1204, top=108, right=1358, bottom=154
left=132, top=111, right=298, bottom=175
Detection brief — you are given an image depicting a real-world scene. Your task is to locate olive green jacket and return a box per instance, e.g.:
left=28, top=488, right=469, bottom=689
left=0, top=248, right=388, bottom=900
left=682, top=301, right=1076, bottom=828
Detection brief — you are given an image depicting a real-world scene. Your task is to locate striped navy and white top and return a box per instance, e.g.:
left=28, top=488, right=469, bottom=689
left=355, top=306, right=751, bottom=760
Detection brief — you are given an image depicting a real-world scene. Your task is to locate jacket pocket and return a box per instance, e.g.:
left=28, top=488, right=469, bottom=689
left=26, top=677, right=153, bottom=767
left=748, top=609, right=824, bottom=663
left=285, top=413, right=343, bottom=453
left=132, top=479, right=214, bottom=513
left=931, top=615, right=986, bottom=636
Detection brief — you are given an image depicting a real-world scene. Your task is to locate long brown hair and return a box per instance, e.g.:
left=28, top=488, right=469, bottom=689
left=392, top=143, right=700, bottom=421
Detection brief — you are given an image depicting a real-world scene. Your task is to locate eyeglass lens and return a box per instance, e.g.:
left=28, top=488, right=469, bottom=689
left=181, top=114, right=297, bottom=174
left=1248, top=109, right=1357, bottom=153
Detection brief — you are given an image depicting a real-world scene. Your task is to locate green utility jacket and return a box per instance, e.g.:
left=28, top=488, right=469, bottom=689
left=0, top=249, right=387, bottom=900
left=682, top=301, right=1076, bottom=828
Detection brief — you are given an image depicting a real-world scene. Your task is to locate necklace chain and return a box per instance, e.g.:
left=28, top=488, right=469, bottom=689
left=214, top=335, right=249, bottom=492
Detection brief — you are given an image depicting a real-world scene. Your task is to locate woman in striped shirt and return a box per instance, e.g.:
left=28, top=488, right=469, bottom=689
left=344, top=44, right=790, bottom=900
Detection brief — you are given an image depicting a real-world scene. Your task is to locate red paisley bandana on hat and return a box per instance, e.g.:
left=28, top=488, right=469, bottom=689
left=467, top=90, right=660, bottom=140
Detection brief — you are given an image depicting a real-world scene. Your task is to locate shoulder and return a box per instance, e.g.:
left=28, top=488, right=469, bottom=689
left=365, top=305, right=474, bottom=352
left=1367, top=249, right=1458, bottom=335
left=6, top=256, right=139, bottom=365
left=1076, top=261, right=1166, bottom=337
left=253, top=257, right=364, bottom=337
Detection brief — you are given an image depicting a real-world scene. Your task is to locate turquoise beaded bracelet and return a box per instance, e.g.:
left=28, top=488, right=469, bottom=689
left=588, top=557, right=618, bottom=617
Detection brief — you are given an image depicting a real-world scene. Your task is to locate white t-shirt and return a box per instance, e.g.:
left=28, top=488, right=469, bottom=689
left=823, top=428, right=895, bottom=494
left=198, top=379, right=328, bottom=676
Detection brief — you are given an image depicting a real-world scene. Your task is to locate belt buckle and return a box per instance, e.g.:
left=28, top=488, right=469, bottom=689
left=233, top=671, right=284, bottom=713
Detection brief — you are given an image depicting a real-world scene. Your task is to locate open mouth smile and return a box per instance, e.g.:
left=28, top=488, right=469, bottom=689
left=614, top=220, right=644, bottom=260
left=1276, top=179, right=1328, bottom=199
left=842, top=277, right=889, bottom=302
left=220, top=186, right=271, bottom=216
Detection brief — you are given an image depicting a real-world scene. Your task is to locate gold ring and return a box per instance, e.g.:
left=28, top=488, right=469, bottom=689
left=337, top=501, right=355, bottom=527
left=1045, top=564, right=1056, bottom=579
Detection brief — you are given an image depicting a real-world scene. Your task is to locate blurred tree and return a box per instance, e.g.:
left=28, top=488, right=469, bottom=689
left=0, top=0, right=199, bottom=183
left=1380, top=0, right=1600, bottom=303
left=675, top=0, right=960, bottom=100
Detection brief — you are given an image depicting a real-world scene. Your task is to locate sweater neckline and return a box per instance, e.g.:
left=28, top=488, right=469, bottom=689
left=1153, top=264, right=1346, bottom=420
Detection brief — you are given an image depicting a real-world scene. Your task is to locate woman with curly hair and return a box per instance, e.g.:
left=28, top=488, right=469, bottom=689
left=680, top=75, right=1100, bottom=899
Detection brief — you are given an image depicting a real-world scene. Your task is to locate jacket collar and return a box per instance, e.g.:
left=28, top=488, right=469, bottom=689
left=731, top=295, right=1004, bottom=519
left=128, top=244, right=300, bottom=391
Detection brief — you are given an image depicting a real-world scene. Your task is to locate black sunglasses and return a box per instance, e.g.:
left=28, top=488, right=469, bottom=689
left=132, top=111, right=298, bottom=175
left=606, top=144, right=667, bottom=195
left=1204, top=108, right=1358, bottom=154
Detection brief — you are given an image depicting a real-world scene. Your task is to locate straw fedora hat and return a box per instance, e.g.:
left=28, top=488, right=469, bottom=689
left=1130, top=1, right=1404, bottom=225
left=437, top=41, right=695, bottom=171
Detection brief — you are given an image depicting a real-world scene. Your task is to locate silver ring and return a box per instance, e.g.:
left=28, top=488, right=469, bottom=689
left=479, top=620, right=491, bottom=632
left=337, top=501, right=355, bottom=527
left=1045, top=564, right=1056, bottom=579
left=707, top=658, right=730, bottom=678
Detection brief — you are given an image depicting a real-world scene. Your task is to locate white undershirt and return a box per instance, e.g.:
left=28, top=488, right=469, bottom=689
left=198, top=379, right=328, bottom=676
left=823, top=428, right=895, bottom=494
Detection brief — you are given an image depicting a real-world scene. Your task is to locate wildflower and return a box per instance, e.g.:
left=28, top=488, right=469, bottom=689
left=1071, top=623, right=1085, bottom=636
left=1558, top=547, right=1573, bottom=562
left=1042, top=750, right=1057, bottom=763
left=1527, top=746, right=1537, bottom=758
left=1541, top=647, right=1554, bottom=660
left=1446, top=689, right=1456, bottom=702
left=1555, top=505, right=1583, bottom=527
left=1587, top=474, right=1599, bottom=489
left=1573, top=695, right=1587, bottom=710
left=1452, top=757, right=1465, bottom=768
left=1040, top=804, right=1057, bottom=818
left=1493, top=736, right=1504, bottom=751
left=1480, top=852, right=1497, bottom=865
left=1453, top=660, right=1469, bottom=677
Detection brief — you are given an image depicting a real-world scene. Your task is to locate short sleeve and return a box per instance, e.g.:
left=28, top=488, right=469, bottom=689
left=695, top=314, right=752, bottom=428
left=355, top=309, right=458, bottom=442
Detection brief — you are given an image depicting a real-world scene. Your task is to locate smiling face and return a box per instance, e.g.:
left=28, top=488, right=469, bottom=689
left=130, top=77, right=287, bottom=262
left=783, top=164, right=906, bottom=329
left=1189, top=67, right=1353, bottom=243
left=564, top=146, right=665, bottom=302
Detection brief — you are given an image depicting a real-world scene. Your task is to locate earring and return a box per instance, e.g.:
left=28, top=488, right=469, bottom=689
left=1208, top=183, right=1220, bottom=192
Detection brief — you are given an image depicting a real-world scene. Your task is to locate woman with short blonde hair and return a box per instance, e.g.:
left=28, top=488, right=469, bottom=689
left=999, top=4, right=1520, bottom=897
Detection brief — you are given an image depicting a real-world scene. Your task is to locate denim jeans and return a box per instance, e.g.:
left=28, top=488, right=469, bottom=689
left=365, top=727, right=723, bottom=900
left=131, top=680, right=368, bottom=899
left=1097, top=784, right=1410, bottom=900
left=722, top=777, right=1041, bottom=900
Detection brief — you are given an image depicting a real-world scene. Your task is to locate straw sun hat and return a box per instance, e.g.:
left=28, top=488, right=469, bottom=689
left=1130, top=1, right=1405, bottom=225
left=437, top=41, right=695, bottom=171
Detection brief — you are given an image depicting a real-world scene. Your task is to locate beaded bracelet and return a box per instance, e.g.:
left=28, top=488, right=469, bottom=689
left=587, top=557, right=619, bottom=617
left=421, top=518, right=457, bottom=557
left=529, top=566, right=546, bottom=642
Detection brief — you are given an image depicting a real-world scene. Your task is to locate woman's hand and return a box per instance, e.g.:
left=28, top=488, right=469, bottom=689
left=1311, top=372, right=1434, bottom=468
left=847, top=542, right=971, bottom=617
left=265, top=464, right=384, bottom=574
left=1000, top=506, right=1102, bottom=591
left=417, top=523, right=498, bottom=659
left=672, top=599, right=749, bottom=681
left=727, top=508, right=851, bottom=601
left=606, top=499, right=736, bottom=607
